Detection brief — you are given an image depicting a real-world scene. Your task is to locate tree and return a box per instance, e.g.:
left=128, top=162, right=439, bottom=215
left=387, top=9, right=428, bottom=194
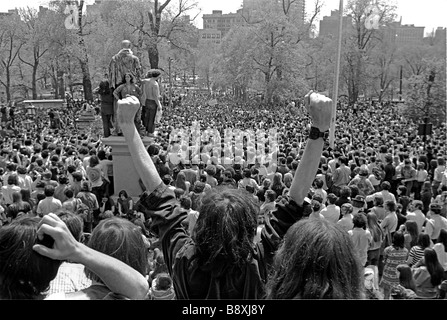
left=18, top=7, right=53, bottom=99
left=0, top=13, right=25, bottom=102
left=343, top=0, right=397, bottom=103
left=402, top=59, right=446, bottom=125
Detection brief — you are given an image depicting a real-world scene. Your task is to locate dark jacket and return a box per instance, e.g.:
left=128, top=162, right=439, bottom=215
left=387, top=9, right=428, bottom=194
left=136, top=182, right=305, bottom=299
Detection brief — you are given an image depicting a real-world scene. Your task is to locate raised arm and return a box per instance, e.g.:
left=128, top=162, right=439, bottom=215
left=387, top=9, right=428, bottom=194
left=117, top=96, right=162, bottom=193
left=33, top=213, right=149, bottom=300
left=288, top=91, right=332, bottom=206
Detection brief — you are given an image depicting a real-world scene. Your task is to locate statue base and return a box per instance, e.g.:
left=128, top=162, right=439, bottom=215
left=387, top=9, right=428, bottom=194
left=101, top=135, right=154, bottom=200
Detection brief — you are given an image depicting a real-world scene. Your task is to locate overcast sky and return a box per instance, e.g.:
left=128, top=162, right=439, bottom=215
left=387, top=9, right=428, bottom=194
left=0, top=0, right=445, bottom=34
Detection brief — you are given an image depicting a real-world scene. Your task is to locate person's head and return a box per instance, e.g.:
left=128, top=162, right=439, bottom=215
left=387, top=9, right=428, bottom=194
left=373, top=195, right=383, bottom=207
left=404, top=220, right=419, bottom=246
left=428, top=203, right=442, bottom=216
left=20, top=188, right=31, bottom=202
left=410, top=200, right=423, bottom=211
left=396, top=264, right=416, bottom=291
left=352, top=213, right=367, bottom=229
left=147, top=69, right=162, bottom=79
left=7, top=174, right=18, bottom=186
left=179, top=196, right=192, bottom=210
left=80, top=181, right=91, bottom=192
left=339, top=186, right=351, bottom=198
left=194, top=187, right=258, bottom=268
left=154, top=272, right=172, bottom=291
left=122, top=72, right=135, bottom=84
left=57, top=211, right=84, bottom=242
left=89, top=155, right=100, bottom=167
left=262, top=178, right=271, bottom=189
left=423, top=248, right=444, bottom=287
left=313, top=178, right=324, bottom=189
left=381, top=181, right=391, bottom=191
left=64, top=187, right=74, bottom=199
left=118, top=190, right=129, bottom=200
left=384, top=200, right=396, bottom=212
left=12, top=191, right=22, bottom=203
left=71, top=171, right=83, bottom=182
left=341, top=203, right=353, bottom=216
left=266, top=219, right=364, bottom=299
left=44, top=185, right=55, bottom=197
left=416, top=233, right=431, bottom=249
left=397, top=185, right=407, bottom=196
left=85, top=217, right=149, bottom=282
left=392, top=231, right=405, bottom=249
left=326, top=193, right=337, bottom=205
left=0, top=216, right=62, bottom=299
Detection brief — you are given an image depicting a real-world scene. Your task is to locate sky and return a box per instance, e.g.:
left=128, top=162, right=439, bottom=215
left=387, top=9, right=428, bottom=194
left=0, top=0, right=445, bottom=35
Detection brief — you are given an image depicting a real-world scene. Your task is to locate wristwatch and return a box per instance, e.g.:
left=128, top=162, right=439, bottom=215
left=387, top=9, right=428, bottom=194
left=308, top=126, right=329, bottom=141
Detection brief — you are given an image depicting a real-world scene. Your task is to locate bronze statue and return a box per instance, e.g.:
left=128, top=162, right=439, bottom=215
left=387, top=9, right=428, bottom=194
left=108, top=40, right=142, bottom=135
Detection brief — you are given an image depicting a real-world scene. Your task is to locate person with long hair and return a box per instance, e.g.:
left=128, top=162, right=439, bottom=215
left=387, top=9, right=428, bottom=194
left=366, top=211, right=384, bottom=267
left=113, top=72, right=142, bottom=135
left=117, top=190, right=133, bottom=220
left=0, top=214, right=149, bottom=300
left=407, top=233, right=432, bottom=267
left=412, top=247, right=445, bottom=299
left=401, top=220, right=419, bottom=252
left=380, top=231, right=408, bottom=299
left=94, top=79, right=114, bottom=137
left=266, top=219, right=364, bottom=299
left=433, top=229, right=447, bottom=274
left=390, top=264, right=418, bottom=299
left=174, top=171, right=190, bottom=194
left=119, top=92, right=337, bottom=299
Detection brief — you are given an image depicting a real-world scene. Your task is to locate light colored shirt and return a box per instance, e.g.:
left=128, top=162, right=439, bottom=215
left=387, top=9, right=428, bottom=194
left=337, top=214, right=354, bottom=232
left=36, top=196, right=63, bottom=216
left=433, top=243, right=447, bottom=271
left=47, top=262, right=92, bottom=296
left=348, top=228, right=372, bottom=266
left=320, top=204, right=340, bottom=224
left=406, top=210, right=426, bottom=234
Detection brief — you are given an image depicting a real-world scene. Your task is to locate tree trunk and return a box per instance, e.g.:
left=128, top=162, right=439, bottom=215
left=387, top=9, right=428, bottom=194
left=148, top=45, right=159, bottom=69
left=32, top=63, right=38, bottom=100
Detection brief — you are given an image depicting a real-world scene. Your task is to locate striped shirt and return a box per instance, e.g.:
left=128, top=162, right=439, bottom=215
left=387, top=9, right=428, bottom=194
left=407, top=245, right=426, bottom=267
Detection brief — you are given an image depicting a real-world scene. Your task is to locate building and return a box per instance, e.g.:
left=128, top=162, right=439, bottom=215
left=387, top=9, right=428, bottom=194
left=0, top=9, right=18, bottom=17
left=383, top=21, right=424, bottom=47
left=318, top=10, right=353, bottom=38
left=434, top=27, right=446, bottom=45
left=242, top=0, right=305, bottom=25
left=198, top=28, right=222, bottom=45
left=202, top=9, right=244, bottom=38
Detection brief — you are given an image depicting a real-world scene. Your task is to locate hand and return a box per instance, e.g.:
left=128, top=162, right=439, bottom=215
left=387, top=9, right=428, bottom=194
left=117, top=95, right=140, bottom=126
left=304, top=90, right=332, bottom=132
left=33, top=213, right=80, bottom=261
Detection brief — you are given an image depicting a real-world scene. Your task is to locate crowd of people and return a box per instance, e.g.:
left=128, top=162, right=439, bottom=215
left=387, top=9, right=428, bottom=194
left=0, top=85, right=446, bottom=300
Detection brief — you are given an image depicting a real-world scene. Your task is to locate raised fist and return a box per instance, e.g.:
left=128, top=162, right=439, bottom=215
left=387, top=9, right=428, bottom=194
left=117, top=96, right=140, bottom=126
left=304, top=90, right=332, bottom=132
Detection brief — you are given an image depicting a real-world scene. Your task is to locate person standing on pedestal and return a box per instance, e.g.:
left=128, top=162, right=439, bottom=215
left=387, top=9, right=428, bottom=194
left=93, top=80, right=114, bottom=138
left=113, top=73, right=142, bottom=135
left=108, top=40, right=141, bottom=136
left=140, top=69, right=163, bottom=137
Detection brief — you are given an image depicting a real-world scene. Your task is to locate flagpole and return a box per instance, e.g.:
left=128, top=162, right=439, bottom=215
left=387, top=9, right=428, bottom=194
left=329, top=0, right=344, bottom=149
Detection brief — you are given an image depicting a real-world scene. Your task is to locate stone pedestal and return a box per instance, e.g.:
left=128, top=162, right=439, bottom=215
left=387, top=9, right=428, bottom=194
left=101, top=136, right=154, bottom=200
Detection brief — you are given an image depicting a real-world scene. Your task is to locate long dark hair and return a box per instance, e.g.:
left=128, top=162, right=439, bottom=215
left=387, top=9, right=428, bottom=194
left=438, top=229, right=447, bottom=253
left=424, top=248, right=444, bottom=287
left=194, top=187, right=258, bottom=269
left=266, top=219, right=364, bottom=299
left=0, top=216, right=62, bottom=299
left=98, top=79, right=111, bottom=95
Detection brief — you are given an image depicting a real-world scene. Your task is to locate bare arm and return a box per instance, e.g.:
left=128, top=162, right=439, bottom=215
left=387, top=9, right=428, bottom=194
left=289, top=91, right=331, bottom=206
left=33, top=213, right=149, bottom=299
left=117, top=96, right=162, bottom=194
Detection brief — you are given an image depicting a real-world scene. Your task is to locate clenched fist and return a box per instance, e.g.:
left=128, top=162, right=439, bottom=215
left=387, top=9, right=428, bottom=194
left=117, top=95, right=141, bottom=126
left=303, top=90, right=332, bottom=132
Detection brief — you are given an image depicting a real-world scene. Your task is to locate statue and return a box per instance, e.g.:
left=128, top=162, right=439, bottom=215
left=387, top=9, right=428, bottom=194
left=108, top=40, right=142, bottom=135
